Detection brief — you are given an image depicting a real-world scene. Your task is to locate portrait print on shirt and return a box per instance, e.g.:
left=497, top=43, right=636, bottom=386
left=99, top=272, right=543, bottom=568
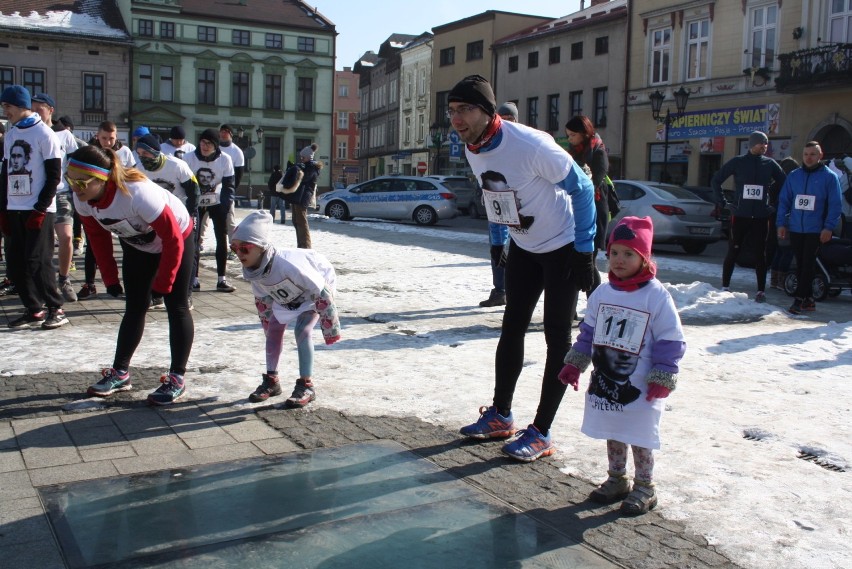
left=8, top=140, right=34, bottom=197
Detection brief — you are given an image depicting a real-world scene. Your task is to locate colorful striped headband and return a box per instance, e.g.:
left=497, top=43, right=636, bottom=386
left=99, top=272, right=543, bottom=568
left=67, top=158, right=110, bottom=181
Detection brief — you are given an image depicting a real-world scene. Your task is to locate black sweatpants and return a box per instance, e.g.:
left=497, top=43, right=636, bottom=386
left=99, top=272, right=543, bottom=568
left=494, top=240, right=579, bottom=434
left=113, top=233, right=195, bottom=375
left=195, top=203, right=229, bottom=278
left=5, top=210, right=63, bottom=313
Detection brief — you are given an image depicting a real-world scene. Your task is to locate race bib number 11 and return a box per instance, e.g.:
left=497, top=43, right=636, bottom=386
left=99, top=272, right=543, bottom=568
left=592, top=304, right=650, bottom=354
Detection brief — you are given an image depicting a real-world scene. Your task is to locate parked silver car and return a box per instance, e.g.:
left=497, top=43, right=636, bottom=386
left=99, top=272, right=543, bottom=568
left=318, top=175, right=458, bottom=226
left=609, top=180, right=722, bottom=254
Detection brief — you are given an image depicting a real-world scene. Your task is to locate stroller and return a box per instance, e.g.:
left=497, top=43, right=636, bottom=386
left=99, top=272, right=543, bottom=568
left=784, top=238, right=852, bottom=300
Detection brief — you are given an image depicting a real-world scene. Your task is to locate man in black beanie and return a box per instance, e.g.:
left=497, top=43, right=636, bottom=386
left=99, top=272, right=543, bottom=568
left=450, top=75, right=598, bottom=464
left=161, top=125, right=195, bottom=161
left=712, top=130, right=786, bottom=302
left=182, top=128, right=237, bottom=292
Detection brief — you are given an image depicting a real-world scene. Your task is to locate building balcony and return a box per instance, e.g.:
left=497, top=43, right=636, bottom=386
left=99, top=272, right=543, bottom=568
left=81, top=110, right=108, bottom=125
left=776, top=43, right=852, bottom=93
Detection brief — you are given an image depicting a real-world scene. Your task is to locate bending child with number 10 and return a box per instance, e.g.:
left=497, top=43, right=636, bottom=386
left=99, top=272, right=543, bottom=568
left=559, top=216, right=686, bottom=516
left=230, top=210, right=340, bottom=408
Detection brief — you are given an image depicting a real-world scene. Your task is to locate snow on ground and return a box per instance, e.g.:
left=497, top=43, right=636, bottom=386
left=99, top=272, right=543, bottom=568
left=2, top=213, right=850, bottom=569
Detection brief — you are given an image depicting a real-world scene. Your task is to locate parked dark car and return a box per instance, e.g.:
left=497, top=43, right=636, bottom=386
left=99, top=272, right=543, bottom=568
left=682, top=186, right=732, bottom=237
left=425, top=176, right=477, bottom=215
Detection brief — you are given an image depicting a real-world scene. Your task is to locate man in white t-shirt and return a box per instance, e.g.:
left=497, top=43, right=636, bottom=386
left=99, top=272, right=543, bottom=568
left=31, top=92, right=82, bottom=303
left=451, top=75, right=597, bottom=462
left=0, top=85, right=68, bottom=329
left=160, top=125, right=196, bottom=161
left=218, top=124, right=245, bottom=254
left=183, top=128, right=236, bottom=292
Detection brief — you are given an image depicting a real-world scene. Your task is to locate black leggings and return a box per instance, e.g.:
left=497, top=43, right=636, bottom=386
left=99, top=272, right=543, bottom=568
left=723, top=216, right=769, bottom=291
left=113, top=233, right=195, bottom=375
left=494, top=240, right=579, bottom=434
left=196, top=204, right=229, bottom=277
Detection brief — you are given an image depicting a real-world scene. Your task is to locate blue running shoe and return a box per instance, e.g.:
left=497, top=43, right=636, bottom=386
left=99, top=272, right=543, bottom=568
left=460, top=406, right=516, bottom=439
left=502, top=424, right=555, bottom=462
left=88, top=368, right=132, bottom=397
left=147, top=373, right=186, bottom=406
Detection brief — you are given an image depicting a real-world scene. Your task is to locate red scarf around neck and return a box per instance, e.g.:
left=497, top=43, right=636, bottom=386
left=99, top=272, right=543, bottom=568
left=608, top=264, right=656, bottom=292
left=466, top=114, right=503, bottom=154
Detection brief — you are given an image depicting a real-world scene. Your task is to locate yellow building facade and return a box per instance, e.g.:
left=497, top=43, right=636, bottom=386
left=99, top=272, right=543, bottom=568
left=624, top=0, right=851, bottom=186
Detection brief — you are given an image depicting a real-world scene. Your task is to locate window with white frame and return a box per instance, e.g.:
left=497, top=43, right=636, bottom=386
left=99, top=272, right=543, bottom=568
left=339, top=83, right=348, bottom=97
left=404, top=116, right=411, bottom=143
left=650, top=27, right=672, bottom=84
left=748, top=3, right=778, bottom=69
left=405, top=72, right=412, bottom=99
left=419, top=69, right=426, bottom=95
left=686, top=19, right=710, bottom=80
left=417, top=113, right=424, bottom=141
left=338, top=111, right=348, bottom=129
left=337, top=141, right=347, bottom=159
left=829, top=0, right=852, bottom=43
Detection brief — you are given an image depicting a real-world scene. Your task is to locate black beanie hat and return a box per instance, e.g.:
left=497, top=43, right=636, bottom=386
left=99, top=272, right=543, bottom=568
left=448, top=74, right=496, bottom=116
left=170, top=125, right=186, bottom=140
left=199, top=128, right=220, bottom=150
left=136, top=133, right=161, bottom=154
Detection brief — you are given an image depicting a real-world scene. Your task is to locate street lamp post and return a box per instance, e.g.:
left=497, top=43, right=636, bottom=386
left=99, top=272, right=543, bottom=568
left=236, top=126, right=264, bottom=208
left=429, top=121, right=447, bottom=176
left=649, top=86, right=690, bottom=183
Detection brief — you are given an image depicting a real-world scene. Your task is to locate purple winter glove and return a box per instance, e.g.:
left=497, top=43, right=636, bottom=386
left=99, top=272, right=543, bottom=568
left=558, top=364, right=580, bottom=391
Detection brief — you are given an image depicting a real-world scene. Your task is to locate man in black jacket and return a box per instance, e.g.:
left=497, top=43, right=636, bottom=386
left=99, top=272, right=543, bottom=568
left=712, top=131, right=786, bottom=302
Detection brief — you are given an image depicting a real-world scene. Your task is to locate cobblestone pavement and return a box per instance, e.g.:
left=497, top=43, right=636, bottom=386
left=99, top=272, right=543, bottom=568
left=0, top=236, right=741, bottom=569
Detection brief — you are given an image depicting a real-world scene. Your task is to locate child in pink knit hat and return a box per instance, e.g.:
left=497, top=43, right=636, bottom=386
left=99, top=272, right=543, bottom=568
left=559, top=216, right=686, bottom=515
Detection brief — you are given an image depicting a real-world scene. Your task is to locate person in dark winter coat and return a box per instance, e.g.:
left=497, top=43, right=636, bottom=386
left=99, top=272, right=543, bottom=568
left=566, top=115, right=609, bottom=295
left=284, top=144, right=320, bottom=249
left=266, top=165, right=285, bottom=224
left=712, top=131, right=786, bottom=302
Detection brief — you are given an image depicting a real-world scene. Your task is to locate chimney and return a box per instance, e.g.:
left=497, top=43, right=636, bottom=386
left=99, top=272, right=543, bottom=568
left=580, top=0, right=585, bottom=8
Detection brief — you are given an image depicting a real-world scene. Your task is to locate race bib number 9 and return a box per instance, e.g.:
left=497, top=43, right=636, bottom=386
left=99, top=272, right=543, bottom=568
left=8, top=175, right=32, bottom=196
left=482, top=188, right=521, bottom=226
left=742, top=184, right=764, bottom=200
left=794, top=195, right=815, bottom=211
left=592, top=304, right=650, bottom=354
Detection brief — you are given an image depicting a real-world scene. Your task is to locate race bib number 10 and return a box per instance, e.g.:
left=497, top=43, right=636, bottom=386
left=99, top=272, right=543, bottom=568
left=592, top=304, right=650, bottom=354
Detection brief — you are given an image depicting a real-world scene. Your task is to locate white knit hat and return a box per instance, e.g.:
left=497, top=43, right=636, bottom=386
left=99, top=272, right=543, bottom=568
left=232, top=210, right=272, bottom=249
left=300, top=143, right=317, bottom=160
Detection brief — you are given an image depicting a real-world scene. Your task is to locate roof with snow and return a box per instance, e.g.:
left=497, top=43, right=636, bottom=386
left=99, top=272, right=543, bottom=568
left=0, top=0, right=130, bottom=42
left=493, top=0, right=627, bottom=48
left=174, top=0, right=335, bottom=31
